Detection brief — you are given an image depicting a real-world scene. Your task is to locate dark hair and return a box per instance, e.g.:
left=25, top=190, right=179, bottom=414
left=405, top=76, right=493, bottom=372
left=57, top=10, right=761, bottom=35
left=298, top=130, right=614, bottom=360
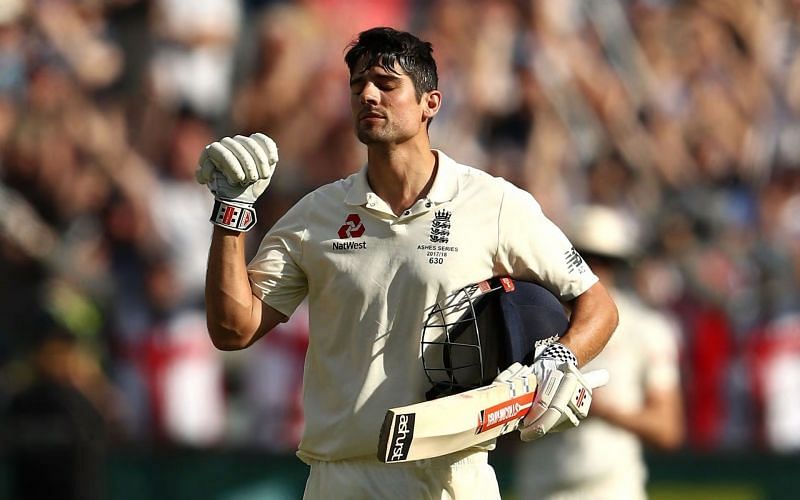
left=345, top=27, right=438, bottom=99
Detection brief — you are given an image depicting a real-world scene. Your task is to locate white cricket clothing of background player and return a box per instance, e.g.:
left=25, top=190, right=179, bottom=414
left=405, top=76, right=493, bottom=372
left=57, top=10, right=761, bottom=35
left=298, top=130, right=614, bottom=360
left=515, top=290, right=681, bottom=500
left=248, top=150, right=599, bottom=464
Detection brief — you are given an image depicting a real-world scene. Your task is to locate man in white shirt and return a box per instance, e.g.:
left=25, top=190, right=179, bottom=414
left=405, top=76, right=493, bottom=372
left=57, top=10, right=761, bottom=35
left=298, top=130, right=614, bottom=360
left=196, top=27, right=619, bottom=499
left=514, top=205, right=684, bottom=500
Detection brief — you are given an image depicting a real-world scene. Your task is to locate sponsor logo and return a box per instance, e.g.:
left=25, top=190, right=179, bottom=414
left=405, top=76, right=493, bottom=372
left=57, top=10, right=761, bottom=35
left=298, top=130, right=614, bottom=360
left=499, top=277, right=515, bottom=292
left=476, top=393, right=534, bottom=434
left=575, top=387, right=588, bottom=409
left=387, top=413, right=415, bottom=462
left=478, top=278, right=515, bottom=295
left=338, top=214, right=365, bottom=239
left=564, top=247, right=586, bottom=274
left=333, top=213, right=367, bottom=251
left=429, top=209, right=452, bottom=243
left=212, top=201, right=256, bottom=231
left=332, top=241, right=367, bottom=251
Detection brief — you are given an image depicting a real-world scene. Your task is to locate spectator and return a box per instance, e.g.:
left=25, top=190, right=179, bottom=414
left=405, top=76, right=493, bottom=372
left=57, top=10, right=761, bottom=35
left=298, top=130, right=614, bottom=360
left=2, top=317, right=120, bottom=500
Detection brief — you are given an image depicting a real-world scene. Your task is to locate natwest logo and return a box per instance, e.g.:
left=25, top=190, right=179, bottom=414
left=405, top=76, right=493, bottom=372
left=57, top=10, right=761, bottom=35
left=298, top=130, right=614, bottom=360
left=338, top=213, right=365, bottom=239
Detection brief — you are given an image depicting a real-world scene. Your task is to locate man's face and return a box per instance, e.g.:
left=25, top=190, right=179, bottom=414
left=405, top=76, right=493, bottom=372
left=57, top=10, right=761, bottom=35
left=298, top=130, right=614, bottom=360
left=349, top=60, right=428, bottom=146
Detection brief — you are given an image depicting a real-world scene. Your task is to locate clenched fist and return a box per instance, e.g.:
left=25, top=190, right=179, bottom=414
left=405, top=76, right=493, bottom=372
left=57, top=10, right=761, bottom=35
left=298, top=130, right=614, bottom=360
left=518, top=343, right=609, bottom=441
left=196, top=133, right=278, bottom=232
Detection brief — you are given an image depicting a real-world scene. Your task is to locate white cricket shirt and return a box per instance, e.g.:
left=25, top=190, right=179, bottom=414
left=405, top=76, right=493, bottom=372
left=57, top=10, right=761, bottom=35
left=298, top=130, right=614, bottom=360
left=248, top=150, right=598, bottom=462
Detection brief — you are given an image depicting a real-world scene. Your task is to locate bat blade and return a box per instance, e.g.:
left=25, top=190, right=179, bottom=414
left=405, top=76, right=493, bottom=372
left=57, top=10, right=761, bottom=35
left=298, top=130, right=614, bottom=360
left=377, top=374, right=537, bottom=463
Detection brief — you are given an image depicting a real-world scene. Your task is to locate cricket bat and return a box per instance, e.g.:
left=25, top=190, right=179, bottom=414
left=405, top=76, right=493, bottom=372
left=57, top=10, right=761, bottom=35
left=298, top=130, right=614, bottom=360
left=377, top=369, right=609, bottom=463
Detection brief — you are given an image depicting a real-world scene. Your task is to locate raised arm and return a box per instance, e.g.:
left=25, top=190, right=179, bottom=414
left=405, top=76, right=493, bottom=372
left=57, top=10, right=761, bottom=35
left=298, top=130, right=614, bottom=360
left=197, top=133, right=286, bottom=350
left=205, top=227, right=286, bottom=350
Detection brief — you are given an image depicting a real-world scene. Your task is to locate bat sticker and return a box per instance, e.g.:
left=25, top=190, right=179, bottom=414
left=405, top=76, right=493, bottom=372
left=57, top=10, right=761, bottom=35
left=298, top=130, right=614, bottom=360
left=476, top=393, right=535, bottom=434
left=385, top=413, right=416, bottom=462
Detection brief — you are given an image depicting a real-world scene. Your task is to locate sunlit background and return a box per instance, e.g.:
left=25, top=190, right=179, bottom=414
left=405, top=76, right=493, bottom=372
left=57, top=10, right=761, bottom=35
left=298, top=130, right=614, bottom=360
left=1, top=0, right=800, bottom=498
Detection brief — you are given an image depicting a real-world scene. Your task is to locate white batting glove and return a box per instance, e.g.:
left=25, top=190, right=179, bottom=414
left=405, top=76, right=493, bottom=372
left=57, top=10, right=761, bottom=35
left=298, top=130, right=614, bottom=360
left=196, top=133, right=278, bottom=232
left=519, top=343, right=608, bottom=441
left=494, top=362, right=533, bottom=384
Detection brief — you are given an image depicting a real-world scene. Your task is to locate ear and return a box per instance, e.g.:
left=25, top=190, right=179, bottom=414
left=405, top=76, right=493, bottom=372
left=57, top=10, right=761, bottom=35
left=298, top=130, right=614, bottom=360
left=421, top=90, right=442, bottom=121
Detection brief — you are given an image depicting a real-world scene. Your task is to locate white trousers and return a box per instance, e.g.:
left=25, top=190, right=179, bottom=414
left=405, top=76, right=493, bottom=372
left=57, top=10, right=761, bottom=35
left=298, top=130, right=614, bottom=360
left=303, top=451, right=501, bottom=500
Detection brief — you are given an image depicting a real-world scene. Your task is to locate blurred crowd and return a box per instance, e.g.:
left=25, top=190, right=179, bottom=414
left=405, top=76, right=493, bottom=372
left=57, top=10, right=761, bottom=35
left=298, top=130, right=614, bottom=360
left=1, top=0, right=800, bottom=460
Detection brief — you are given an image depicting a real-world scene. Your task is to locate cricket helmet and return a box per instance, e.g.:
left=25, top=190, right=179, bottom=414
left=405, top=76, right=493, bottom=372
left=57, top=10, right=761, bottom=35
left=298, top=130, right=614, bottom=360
left=421, top=277, right=569, bottom=400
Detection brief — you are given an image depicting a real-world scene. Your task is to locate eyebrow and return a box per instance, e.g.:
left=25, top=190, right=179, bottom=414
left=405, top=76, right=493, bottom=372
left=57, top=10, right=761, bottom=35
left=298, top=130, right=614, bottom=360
left=349, top=72, right=403, bottom=87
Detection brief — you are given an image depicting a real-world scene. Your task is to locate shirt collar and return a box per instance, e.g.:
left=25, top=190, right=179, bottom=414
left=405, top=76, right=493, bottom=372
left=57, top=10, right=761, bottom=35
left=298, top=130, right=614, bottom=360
left=344, top=149, right=460, bottom=206
left=427, top=149, right=459, bottom=203
left=344, top=165, right=371, bottom=206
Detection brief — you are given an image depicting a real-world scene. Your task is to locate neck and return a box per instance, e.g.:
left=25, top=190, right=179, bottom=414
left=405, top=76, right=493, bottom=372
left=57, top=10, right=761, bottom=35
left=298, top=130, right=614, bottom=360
left=366, top=140, right=437, bottom=216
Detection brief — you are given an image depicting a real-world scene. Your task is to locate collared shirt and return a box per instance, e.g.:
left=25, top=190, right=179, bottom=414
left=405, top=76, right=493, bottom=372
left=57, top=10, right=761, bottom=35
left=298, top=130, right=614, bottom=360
left=248, top=150, right=598, bottom=462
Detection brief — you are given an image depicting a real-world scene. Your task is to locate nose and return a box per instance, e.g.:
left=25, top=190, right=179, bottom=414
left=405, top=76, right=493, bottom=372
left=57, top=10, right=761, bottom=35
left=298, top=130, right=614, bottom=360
left=359, top=82, right=379, bottom=105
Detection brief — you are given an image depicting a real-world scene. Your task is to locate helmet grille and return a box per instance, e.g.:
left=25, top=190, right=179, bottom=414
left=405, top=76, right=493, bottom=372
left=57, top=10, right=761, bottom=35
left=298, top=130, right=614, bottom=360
left=421, top=280, right=505, bottom=399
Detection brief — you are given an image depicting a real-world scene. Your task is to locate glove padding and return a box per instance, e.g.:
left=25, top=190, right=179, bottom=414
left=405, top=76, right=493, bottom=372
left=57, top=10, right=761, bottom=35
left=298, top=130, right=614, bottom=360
left=493, top=360, right=608, bottom=442
left=494, top=362, right=533, bottom=384
left=519, top=343, right=609, bottom=441
left=196, top=133, right=278, bottom=232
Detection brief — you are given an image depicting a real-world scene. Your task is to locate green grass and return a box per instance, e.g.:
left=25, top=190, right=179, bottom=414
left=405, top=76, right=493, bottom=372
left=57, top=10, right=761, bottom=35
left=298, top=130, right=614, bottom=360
left=649, top=482, right=764, bottom=500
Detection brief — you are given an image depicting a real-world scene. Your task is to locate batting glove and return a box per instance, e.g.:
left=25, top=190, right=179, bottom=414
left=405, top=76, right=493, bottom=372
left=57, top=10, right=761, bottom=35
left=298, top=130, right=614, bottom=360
left=494, top=362, right=534, bottom=384
left=196, top=133, right=278, bottom=232
left=519, top=343, right=608, bottom=441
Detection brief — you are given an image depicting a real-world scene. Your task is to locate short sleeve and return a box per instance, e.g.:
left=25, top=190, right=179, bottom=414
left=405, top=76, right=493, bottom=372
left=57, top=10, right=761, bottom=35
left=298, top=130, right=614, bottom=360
left=247, top=194, right=312, bottom=317
left=495, top=182, right=598, bottom=300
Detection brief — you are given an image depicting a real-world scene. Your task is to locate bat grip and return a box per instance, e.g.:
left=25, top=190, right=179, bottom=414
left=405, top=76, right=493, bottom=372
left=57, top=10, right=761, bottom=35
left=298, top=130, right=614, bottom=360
left=583, top=369, right=610, bottom=389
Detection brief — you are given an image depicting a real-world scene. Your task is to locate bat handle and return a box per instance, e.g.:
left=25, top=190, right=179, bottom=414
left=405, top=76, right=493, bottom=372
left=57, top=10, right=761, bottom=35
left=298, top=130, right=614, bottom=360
left=583, top=369, right=610, bottom=389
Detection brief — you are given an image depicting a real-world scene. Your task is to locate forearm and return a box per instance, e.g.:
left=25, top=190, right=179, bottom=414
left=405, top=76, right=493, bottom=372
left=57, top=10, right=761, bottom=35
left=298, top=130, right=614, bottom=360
left=560, top=282, right=619, bottom=367
left=196, top=132, right=284, bottom=349
left=593, top=389, right=684, bottom=450
left=205, top=226, right=263, bottom=350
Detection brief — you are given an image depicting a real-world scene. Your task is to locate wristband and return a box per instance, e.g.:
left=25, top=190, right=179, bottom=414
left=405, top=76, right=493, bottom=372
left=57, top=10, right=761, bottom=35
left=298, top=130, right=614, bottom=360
left=211, top=199, right=257, bottom=232
left=539, top=342, right=577, bottom=366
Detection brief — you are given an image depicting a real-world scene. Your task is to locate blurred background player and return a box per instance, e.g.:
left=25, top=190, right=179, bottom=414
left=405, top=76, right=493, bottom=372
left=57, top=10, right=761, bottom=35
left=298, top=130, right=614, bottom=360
left=513, top=204, right=685, bottom=500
